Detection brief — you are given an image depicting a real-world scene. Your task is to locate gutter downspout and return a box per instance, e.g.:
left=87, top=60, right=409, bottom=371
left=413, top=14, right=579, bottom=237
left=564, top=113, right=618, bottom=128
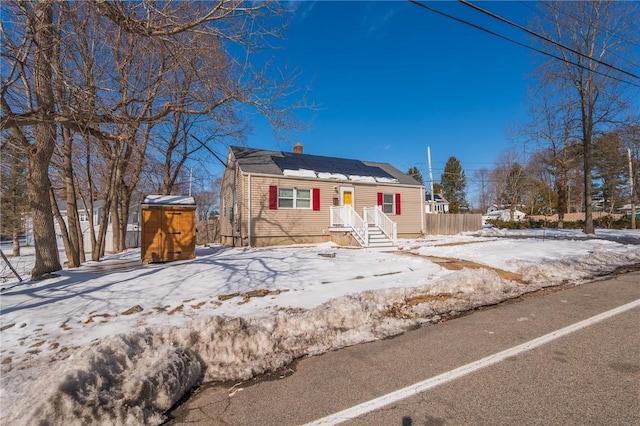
left=248, top=174, right=252, bottom=247
left=420, top=185, right=425, bottom=234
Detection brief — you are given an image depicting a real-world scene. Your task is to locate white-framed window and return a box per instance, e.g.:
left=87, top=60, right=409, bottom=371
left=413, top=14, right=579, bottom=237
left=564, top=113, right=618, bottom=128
left=382, top=193, right=394, bottom=214
left=79, top=212, right=88, bottom=222
left=278, top=187, right=311, bottom=209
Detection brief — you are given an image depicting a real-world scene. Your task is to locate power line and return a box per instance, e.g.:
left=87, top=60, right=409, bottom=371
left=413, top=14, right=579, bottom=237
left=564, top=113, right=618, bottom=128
left=407, top=0, right=640, bottom=89
left=457, top=0, right=640, bottom=81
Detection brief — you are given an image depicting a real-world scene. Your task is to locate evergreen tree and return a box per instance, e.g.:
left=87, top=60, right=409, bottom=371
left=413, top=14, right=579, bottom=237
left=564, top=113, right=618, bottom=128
left=406, top=166, right=424, bottom=185
left=441, top=156, right=468, bottom=213
left=593, top=132, right=626, bottom=210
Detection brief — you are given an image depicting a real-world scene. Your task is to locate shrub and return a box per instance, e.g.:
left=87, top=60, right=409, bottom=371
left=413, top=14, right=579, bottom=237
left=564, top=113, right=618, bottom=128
left=486, top=215, right=633, bottom=230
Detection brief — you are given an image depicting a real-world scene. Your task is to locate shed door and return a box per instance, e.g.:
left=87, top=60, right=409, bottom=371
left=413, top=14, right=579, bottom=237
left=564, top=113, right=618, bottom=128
left=164, top=209, right=195, bottom=261
left=142, top=209, right=163, bottom=263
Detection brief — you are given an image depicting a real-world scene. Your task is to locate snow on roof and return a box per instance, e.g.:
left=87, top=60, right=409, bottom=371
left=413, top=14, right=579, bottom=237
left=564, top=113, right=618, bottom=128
left=372, top=176, right=399, bottom=183
left=347, top=175, right=378, bottom=183
left=142, top=195, right=196, bottom=205
left=282, top=169, right=318, bottom=178
left=317, top=172, right=348, bottom=180
left=281, top=169, right=399, bottom=183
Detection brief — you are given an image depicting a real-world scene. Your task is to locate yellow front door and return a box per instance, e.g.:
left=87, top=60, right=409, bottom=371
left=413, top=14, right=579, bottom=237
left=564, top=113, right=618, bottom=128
left=340, top=186, right=354, bottom=208
left=343, top=190, right=352, bottom=206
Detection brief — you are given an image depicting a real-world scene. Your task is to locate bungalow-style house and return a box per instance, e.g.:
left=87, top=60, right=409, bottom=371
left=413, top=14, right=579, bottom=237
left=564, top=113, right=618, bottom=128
left=425, top=193, right=449, bottom=214
left=220, top=144, right=425, bottom=248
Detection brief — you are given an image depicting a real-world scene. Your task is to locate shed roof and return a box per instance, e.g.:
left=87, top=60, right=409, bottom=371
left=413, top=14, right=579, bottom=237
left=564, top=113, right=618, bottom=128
left=142, top=195, right=196, bottom=205
left=230, top=146, right=422, bottom=186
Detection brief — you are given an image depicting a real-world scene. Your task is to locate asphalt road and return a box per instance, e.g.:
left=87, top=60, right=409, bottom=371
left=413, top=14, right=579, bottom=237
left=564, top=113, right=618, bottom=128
left=166, top=271, right=640, bottom=426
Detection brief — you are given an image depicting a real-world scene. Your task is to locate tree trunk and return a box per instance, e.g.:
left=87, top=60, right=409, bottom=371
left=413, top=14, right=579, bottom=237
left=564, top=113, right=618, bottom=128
left=61, top=128, right=81, bottom=267
left=12, top=230, right=21, bottom=257
left=50, top=185, right=72, bottom=267
left=114, top=185, right=132, bottom=252
left=111, top=201, right=121, bottom=252
left=582, top=99, right=595, bottom=235
left=556, top=169, right=567, bottom=229
left=30, top=0, right=61, bottom=279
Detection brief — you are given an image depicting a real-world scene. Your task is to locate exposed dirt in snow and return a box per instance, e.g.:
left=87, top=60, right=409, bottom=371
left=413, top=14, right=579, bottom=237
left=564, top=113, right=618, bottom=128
left=401, top=252, right=524, bottom=283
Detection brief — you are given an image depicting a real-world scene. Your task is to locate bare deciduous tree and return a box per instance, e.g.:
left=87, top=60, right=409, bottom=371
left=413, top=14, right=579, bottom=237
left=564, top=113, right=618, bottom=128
left=1, top=1, right=306, bottom=277
left=531, top=1, right=640, bottom=233
left=520, top=95, right=582, bottom=227
left=472, top=167, right=490, bottom=213
left=490, top=148, right=529, bottom=220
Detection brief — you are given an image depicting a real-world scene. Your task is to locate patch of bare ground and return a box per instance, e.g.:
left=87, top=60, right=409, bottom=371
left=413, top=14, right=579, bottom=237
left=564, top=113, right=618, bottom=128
left=168, top=305, right=184, bottom=315
left=383, top=293, right=452, bottom=319
left=433, top=240, right=489, bottom=248
left=218, top=288, right=290, bottom=304
left=401, top=251, right=524, bottom=283
left=84, top=313, right=111, bottom=324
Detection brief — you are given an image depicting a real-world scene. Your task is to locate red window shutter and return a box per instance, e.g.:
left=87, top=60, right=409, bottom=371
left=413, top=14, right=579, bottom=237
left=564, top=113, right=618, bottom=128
left=377, top=192, right=383, bottom=206
left=312, top=188, right=320, bottom=211
left=269, top=185, right=278, bottom=210
left=395, top=193, right=401, bottom=215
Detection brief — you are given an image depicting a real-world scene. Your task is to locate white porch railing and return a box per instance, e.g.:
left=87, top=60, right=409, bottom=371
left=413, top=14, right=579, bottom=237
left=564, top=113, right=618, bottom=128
left=330, top=205, right=368, bottom=245
left=330, top=205, right=397, bottom=246
left=363, top=206, right=397, bottom=242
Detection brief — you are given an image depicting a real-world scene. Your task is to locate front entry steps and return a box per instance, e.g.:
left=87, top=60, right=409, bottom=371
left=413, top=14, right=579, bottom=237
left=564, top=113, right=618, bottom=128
left=365, top=225, right=396, bottom=251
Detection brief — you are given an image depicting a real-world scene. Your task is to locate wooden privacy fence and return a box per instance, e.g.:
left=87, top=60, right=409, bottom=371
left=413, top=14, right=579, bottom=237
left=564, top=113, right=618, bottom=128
left=425, top=214, right=482, bottom=235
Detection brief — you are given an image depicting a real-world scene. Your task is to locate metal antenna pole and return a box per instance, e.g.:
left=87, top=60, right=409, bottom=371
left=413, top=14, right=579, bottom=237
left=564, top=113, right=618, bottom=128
left=428, top=147, right=435, bottom=213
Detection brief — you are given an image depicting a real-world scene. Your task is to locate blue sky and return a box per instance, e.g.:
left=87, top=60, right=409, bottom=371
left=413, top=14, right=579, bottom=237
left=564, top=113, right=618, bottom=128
left=242, top=1, right=539, bottom=205
left=220, top=1, right=634, bottom=206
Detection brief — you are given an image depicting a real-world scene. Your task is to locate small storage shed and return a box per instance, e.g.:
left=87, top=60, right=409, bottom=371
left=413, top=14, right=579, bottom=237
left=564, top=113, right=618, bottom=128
left=141, top=195, right=196, bottom=264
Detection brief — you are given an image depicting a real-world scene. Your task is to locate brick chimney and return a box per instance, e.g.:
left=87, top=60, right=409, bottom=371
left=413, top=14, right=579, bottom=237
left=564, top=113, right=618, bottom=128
left=293, top=142, right=303, bottom=154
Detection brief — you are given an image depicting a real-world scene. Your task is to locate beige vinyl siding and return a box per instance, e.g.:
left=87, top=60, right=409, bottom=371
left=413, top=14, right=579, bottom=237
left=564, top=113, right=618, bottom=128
left=246, top=176, right=334, bottom=245
left=392, top=185, right=424, bottom=237
left=351, top=184, right=423, bottom=237
left=219, top=167, right=233, bottom=238
left=246, top=176, right=423, bottom=245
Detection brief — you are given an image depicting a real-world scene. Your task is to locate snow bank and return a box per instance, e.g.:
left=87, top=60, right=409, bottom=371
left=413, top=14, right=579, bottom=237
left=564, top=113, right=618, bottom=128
left=24, top=338, right=201, bottom=425
left=0, top=271, right=544, bottom=424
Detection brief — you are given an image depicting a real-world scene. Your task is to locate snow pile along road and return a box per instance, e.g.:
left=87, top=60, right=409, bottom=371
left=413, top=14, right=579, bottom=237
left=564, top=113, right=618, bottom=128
left=1, top=233, right=639, bottom=425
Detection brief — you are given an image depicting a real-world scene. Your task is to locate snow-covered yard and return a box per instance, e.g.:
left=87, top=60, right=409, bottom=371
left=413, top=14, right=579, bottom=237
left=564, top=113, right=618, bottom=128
left=1, top=228, right=639, bottom=425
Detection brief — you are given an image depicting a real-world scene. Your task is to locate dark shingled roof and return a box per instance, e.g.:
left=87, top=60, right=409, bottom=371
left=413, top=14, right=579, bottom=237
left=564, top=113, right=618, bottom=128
left=229, top=146, right=422, bottom=186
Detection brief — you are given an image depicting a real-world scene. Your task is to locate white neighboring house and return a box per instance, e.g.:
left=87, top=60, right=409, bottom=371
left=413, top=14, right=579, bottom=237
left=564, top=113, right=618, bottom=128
left=425, top=193, right=449, bottom=214
left=482, top=205, right=526, bottom=226
left=54, top=200, right=141, bottom=254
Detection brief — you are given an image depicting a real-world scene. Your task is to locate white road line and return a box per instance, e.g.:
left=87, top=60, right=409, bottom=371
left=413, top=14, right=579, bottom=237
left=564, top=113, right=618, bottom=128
left=304, top=299, right=640, bottom=426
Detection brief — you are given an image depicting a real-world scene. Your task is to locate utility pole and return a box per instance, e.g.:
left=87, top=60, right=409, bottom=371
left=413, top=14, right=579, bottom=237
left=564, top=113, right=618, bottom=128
left=427, top=147, right=435, bottom=213
left=629, top=148, right=636, bottom=229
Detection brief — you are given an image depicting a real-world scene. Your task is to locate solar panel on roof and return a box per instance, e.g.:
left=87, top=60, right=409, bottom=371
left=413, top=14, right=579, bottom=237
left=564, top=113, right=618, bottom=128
left=271, top=153, right=395, bottom=180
